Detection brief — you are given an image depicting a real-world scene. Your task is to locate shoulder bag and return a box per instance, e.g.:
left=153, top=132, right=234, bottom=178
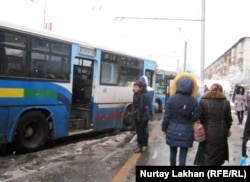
left=193, top=120, right=205, bottom=142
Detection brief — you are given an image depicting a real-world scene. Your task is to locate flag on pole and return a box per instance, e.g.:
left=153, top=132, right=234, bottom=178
left=45, top=22, right=52, bottom=31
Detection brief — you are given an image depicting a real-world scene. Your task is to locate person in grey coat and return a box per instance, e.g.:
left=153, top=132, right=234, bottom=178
left=194, top=83, right=233, bottom=166
left=162, top=73, right=199, bottom=166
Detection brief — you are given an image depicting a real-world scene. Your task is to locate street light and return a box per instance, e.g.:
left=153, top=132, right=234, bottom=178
left=30, top=0, right=47, bottom=29
left=178, top=27, right=188, bottom=72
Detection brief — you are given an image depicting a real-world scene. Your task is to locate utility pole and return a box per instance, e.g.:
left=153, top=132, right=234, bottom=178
left=30, top=0, right=47, bottom=29
left=184, top=40, right=187, bottom=72
left=115, top=1, right=205, bottom=76
left=179, top=27, right=188, bottom=72
left=200, top=0, right=206, bottom=89
left=43, top=0, right=47, bottom=29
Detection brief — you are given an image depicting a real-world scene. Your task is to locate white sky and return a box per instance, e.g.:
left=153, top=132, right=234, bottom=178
left=1, top=0, right=250, bottom=76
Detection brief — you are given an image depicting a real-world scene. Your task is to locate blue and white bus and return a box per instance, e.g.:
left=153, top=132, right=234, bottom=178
left=0, top=21, right=156, bottom=153
left=155, top=69, right=177, bottom=113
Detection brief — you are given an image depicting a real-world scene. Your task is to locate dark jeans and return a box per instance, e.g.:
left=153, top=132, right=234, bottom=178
left=237, top=111, right=244, bottom=124
left=170, top=146, right=188, bottom=166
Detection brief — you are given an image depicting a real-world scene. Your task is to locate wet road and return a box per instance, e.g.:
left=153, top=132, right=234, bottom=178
left=0, top=131, right=136, bottom=182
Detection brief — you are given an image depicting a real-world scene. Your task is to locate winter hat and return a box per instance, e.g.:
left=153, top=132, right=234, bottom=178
left=138, top=76, right=149, bottom=86
left=210, top=83, right=223, bottom=92
left=176, top=77, right=194, bottom=95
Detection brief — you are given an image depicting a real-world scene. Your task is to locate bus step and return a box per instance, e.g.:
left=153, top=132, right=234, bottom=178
left=68, top=129, right=93, bottom=136
left=70, top=118, right=90, bottom=129
left=76, top=107, right=90, bottom=111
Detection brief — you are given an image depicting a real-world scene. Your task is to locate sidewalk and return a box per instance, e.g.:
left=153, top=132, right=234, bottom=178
left=136, top=107, right=246, bottom=166
left=123, top=109, right=246, bottom=181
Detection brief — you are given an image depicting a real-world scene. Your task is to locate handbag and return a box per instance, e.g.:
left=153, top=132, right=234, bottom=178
left=193, top=120, right=205, bottom=142
left=245, top=102, right=248, bottom=111
left=240, top=157, right=248, bottom=166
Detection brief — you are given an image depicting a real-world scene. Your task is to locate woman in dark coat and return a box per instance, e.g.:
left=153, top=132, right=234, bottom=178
left=194, top=83, right=233, bottom=166
left=162, top=73, right=199, bottom=166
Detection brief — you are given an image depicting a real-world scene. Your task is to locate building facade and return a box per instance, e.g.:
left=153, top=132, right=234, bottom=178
left=204, top=37, right=250, bottom=89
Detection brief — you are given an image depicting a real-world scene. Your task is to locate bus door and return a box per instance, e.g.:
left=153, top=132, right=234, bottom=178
left=70, top=58, right=93, bottom=131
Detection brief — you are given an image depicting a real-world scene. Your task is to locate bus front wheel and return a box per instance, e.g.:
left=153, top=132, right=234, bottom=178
left=155, top=100, right=163, bottom=113
left=123, top=106, right=135, bottom=131
left=14, top=111, right=49, bottom=153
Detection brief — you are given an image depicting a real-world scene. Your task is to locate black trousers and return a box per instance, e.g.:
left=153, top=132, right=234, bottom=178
left=135, top=120, right=149, bottom=146
left=237, top=111, right=244, bottom=124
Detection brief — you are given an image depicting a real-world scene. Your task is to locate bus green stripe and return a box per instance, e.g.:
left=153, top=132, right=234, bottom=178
left=24, top=90, right=58, bottom=99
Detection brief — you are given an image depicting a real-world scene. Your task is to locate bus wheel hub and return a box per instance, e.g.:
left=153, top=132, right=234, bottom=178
left=25, top=127, right=34, bottom=138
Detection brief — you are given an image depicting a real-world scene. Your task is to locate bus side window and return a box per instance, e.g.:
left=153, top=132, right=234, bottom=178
left=5, top=48, right=26, bottom=77
left=0, top=32, right=27, bottom=77
left=120, top=67, right=140, bottom=86
left=49, top=56, right=70, bottom=81
left=101, top=61, right=119, bottom=84
left=0, top=47, right=6, bottom=75
left=30, top=52, right=48, bottom=78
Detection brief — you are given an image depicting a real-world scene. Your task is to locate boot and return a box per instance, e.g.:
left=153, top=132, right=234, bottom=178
left=240, top=118, right=243, bottom=125
left=238, top=117, right=242, bottom=125
left=134, top=145, right=143, bottom=153
left=237, top=116, right=241, bottom=125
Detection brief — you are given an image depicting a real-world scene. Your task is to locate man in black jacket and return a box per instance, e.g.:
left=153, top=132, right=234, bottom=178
left=132, top=80, right=150, bottom=153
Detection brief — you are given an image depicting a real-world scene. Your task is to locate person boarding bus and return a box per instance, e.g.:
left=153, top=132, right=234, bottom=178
left=139, top=75, right=154, bottom=120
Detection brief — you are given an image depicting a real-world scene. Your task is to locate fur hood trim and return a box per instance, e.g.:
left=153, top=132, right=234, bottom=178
left=170, top=72, right=198, bottom=98
left=201, top=91, right=226, bottom=99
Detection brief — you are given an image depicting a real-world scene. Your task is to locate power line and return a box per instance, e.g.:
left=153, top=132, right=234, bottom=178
left=115, top=17, right=204, bottom=22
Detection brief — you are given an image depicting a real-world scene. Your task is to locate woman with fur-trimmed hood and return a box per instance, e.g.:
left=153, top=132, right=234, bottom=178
left=194, top=83, right=233, bottom=166
left=162, top=72, right=199, bottom=166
